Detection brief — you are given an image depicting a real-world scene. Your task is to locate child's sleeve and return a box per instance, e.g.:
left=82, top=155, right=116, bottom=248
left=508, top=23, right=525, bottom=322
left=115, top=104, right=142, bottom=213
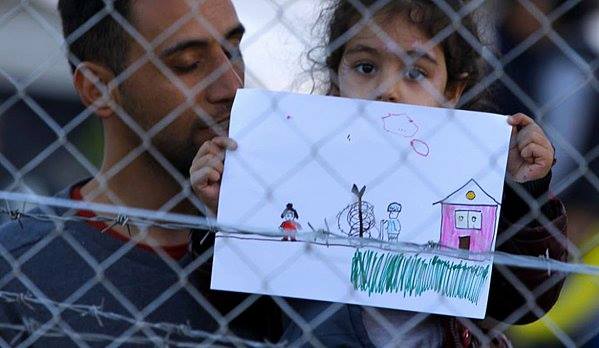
left=486, top=171, right=568, bottom=324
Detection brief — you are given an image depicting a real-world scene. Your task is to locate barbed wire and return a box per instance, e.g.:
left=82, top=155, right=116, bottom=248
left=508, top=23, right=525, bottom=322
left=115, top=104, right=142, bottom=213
left=0, top=290, right=283, bottom=347
left=0, top=191, right=597, bottom=277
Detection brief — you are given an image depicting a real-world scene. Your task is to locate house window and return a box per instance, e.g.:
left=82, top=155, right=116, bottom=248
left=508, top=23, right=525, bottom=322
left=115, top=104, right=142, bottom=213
left=455, top=210, right=482, bottom=230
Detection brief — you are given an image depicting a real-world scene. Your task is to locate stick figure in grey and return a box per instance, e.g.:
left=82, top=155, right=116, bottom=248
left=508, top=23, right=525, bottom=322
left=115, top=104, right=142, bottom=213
left=380, top=202, right=402, bottom=242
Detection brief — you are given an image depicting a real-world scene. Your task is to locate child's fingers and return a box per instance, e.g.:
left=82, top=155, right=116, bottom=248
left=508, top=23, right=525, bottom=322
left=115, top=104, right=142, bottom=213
left=520, top=142, right=552, bottom=166
left=190, top=166, right=221, bottom=188
left=508, top=114, right=552, bottom=151
left=191, top=141, right=215, bottom=171
left=188, top=137, right=235, bottom=213
left=507, top=113, right=534, bottom=127
left=516, top=127, right=550, bottom=151
left=212, top=137, right=238, bottom=150
left=207, top=154, right=225, bottom=173
left=191, top=152, right=225, bottom=174
left=190, top=141, right=227, bottom=171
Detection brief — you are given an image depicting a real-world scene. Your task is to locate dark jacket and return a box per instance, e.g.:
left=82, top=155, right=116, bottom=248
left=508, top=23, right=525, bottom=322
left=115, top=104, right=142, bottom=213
left=0, top=184, right=283, bottom=347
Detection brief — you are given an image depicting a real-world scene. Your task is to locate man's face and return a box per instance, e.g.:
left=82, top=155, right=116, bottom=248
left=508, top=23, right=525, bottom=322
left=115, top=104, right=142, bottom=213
left=117, top=0, right=244, bottom=175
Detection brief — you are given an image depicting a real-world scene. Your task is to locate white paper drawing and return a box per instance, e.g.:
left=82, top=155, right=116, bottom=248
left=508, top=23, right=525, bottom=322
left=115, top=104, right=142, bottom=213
left=211, top=89, right=511, bottom=319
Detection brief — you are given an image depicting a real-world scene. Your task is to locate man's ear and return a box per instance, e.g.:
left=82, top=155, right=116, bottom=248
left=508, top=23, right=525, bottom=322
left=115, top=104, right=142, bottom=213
left=73, top=62, right=118, bottom=119
left=444, top=78, right=467, bottom=108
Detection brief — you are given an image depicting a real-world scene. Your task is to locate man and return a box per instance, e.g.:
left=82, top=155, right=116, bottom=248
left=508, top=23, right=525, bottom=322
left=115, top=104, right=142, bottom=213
left=0, top=0, right=281, bottom=345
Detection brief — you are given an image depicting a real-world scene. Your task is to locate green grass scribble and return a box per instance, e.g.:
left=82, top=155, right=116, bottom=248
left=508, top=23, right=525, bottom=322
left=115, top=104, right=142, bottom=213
left=350, top=249, right=490, bottom=304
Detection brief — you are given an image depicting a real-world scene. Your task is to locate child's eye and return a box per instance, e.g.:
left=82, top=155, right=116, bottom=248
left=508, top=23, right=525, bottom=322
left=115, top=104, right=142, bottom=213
left=404, top=67, right=427, bottom=81
left=354, top=62, right=377, bottom=75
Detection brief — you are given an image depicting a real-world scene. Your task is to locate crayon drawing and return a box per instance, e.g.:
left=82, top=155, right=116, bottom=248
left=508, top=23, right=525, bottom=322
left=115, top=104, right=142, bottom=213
left=280, top=203, right=301, bottom=242
left=337, top=185, right=376, bottom=238
left=434, top=179, right=500, bottom=253
left=382, top=112, right=430, bottom=157
left=350, top=250, right=490, bottom=304
left=378, top=202, right=402, bottom=242
left=382, top=113, right=419, bottom=138
left=212, top=89, right=512, bottom=319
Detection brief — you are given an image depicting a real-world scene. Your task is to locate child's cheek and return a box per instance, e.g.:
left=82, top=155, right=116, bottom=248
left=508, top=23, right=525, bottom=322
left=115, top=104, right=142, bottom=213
left=401, top=88, right=441, bottom=108
left=338, top=69, right=372, bottom=99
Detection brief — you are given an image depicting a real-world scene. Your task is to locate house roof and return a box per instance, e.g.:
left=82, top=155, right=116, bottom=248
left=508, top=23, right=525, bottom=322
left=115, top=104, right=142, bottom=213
left=433, top=178, right=501, bottom=206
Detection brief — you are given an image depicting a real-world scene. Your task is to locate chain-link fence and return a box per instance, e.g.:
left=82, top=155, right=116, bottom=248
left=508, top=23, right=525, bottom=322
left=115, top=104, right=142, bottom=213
left=0, top=0, right=598, bottom=347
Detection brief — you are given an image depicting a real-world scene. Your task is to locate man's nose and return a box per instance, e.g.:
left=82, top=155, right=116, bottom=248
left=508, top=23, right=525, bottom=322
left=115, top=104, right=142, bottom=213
left=205, top=50, right=243, bottom=104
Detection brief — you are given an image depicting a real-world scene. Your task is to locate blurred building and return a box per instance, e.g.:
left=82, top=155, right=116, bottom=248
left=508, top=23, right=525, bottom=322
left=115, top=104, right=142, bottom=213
left=0, top=0, right=101, bottom=219
left=491, top=1, right=599, bottom=346
left=492, top=0, right=599, bottom=210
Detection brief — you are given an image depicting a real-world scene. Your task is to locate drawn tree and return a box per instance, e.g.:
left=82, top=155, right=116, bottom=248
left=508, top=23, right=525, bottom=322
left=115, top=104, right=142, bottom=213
left=337, top=185, right=376, bottom=238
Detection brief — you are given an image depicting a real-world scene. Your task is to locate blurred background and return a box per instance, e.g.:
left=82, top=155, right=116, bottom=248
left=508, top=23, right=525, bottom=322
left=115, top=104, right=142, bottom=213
left=0, top=0, right=598, bottom=346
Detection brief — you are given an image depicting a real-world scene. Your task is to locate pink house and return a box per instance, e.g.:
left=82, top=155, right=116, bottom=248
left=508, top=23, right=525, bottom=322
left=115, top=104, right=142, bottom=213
left=434, top=179, right=500, bottom=252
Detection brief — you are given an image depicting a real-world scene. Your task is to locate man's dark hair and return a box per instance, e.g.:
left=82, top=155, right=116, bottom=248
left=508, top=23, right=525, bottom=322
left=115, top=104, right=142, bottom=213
left=58, top=0, right=133, bottom=75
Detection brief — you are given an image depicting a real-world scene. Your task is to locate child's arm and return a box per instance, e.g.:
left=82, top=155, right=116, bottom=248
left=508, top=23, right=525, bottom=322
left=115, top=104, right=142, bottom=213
left=487, top=178, right=567, bottom=324
left=485, top=115, right=567, bottom=323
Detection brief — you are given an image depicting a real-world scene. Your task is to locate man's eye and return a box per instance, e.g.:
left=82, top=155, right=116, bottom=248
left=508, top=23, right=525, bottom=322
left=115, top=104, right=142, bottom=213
left=173, top=62, right=200, bottom=73
left=404, top=67, right=427, bottom=81
left=354, top=62, right=376, bottom=75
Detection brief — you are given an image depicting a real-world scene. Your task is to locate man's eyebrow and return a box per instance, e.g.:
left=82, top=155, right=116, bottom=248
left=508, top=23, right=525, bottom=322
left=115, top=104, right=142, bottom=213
left=159, top=24, right=245, bottom=58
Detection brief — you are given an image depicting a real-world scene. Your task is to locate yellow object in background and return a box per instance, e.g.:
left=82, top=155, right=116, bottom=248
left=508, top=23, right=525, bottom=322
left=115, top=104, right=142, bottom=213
left=509, top=232, right=599, bottom=346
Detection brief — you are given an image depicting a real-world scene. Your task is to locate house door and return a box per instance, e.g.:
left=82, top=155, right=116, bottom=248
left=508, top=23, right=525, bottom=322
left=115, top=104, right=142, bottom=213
left=459, top=236, right=471, bottom=250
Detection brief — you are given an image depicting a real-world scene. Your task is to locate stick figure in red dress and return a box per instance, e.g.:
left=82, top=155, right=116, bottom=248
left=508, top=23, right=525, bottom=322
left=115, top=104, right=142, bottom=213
left=280, top=203, right=301, bottom=241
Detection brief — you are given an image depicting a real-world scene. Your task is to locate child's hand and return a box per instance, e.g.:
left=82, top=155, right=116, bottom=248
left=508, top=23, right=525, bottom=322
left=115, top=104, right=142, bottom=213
left=190, top=137, right=237, bottom=214
left=506, top=113, right=554, bottom=183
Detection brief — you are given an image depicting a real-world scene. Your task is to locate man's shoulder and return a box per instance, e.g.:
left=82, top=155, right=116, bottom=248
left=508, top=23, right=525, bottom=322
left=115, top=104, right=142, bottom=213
left=0, top=184, right=79, bottom=256
left=0, top=213, right=56, bottom=255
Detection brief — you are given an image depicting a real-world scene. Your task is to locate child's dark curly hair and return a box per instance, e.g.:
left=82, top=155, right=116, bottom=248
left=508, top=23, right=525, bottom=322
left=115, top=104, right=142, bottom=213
left=311, top=0, right=493, bottom=111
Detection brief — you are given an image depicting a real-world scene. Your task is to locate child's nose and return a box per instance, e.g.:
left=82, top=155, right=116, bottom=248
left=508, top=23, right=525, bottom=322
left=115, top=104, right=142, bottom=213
left=375, top=79, right=402, bottom=103
left=377, top=93, right=398, bottom=103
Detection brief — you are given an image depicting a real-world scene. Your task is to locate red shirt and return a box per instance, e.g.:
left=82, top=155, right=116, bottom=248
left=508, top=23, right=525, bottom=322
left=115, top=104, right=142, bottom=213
left=71, top=185, right=188, bottom=260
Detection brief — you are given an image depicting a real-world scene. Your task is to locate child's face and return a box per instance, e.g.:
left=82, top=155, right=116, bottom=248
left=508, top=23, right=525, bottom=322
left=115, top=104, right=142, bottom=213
left=337, top=14, right=460, bottom=107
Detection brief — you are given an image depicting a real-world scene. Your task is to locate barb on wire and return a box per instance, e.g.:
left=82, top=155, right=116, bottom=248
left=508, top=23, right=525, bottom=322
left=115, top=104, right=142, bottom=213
left=3, top=200, right=25, bottom=230
left=0, top=290, right=284, bottom=348
left=82, top=298, right=105, bottom=327
left=101, top=214, right=131, bottom=237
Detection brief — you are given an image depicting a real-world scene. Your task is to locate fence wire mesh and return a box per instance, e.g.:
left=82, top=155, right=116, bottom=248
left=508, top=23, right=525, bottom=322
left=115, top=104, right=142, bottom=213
left=0, top=0, right=598, bottom=347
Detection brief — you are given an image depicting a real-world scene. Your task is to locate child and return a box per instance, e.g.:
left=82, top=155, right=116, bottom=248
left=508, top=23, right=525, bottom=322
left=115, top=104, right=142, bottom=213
left=191, top=1, right=568, bottom=346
